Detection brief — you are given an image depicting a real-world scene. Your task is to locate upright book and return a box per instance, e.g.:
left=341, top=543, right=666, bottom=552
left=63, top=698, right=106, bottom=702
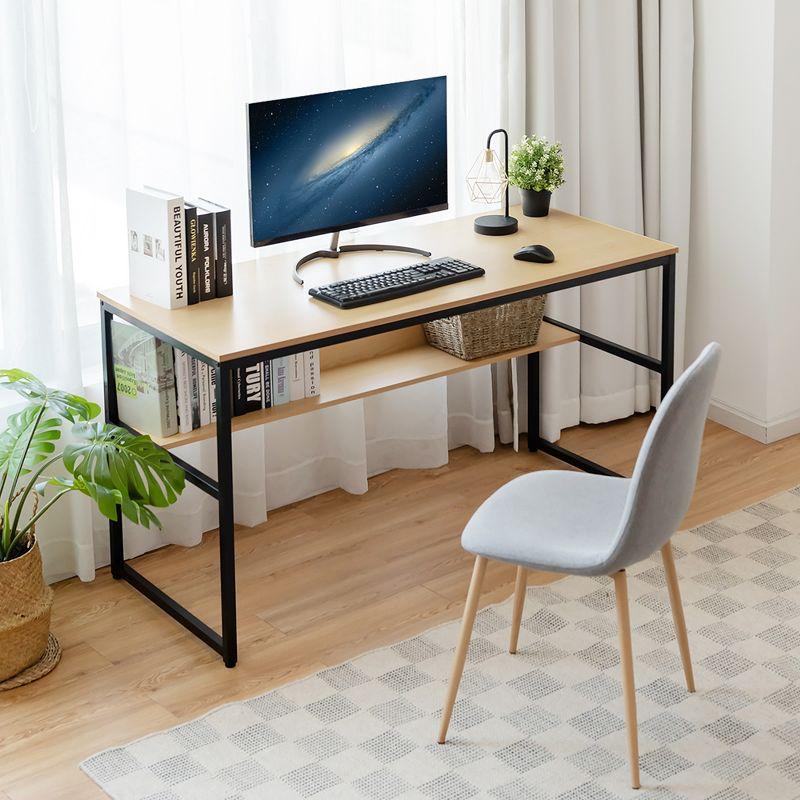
left=234, top=363, right=264, bottom=415
left=261, top=358, right=272, bottom=409
left=271, top=358, right=290, bottom=406
left=173, top=349, right=193, bottom=434
left=111, top=320, right=178, bottom=437
left=189, top=358, right=201, bottom=430
left=184, top=203, right=201, bottom=305
left=198, top=362, right=211, bottom=426
left=288, top=354, right=305, bottom=401
left=209, top=367, right=218, bottom=423
left=199, top=198, right=233, bottom=298
left=192, top=200, right=217, bottom=301
left=126, top=187, right=187, bottom=309
left=303, top=349, right=320, bottom=397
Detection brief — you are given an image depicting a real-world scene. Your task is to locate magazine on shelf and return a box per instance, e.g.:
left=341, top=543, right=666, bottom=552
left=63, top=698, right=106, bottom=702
left=111, top=320, right=178, bottom=437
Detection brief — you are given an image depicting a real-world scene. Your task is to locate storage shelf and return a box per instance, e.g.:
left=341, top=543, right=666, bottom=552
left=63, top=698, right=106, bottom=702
left=150, top=321, right=577, bottom=450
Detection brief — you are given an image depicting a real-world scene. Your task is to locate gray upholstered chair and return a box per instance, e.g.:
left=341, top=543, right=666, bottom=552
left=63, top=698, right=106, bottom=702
left=438, top=343, right=721, bottom=789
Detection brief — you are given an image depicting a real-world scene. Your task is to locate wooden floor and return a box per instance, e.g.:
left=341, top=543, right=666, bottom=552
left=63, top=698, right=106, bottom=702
left=2, top=415, right=799, bottom=799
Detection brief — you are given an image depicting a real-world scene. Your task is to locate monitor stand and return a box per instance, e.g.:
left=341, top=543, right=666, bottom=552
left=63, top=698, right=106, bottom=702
left=293, top=231, right=431, bottom=285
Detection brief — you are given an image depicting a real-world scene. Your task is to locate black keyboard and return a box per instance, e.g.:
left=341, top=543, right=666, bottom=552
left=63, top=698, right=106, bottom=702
left=308, top=257, right=485, bottom=309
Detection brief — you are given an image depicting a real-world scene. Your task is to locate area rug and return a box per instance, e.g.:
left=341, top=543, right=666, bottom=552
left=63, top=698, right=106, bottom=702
left=82, top=488, right=800, bottom=799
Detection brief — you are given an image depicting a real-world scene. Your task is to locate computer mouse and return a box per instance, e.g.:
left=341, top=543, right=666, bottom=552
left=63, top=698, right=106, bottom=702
left=513, top=244, right=555, bottom=263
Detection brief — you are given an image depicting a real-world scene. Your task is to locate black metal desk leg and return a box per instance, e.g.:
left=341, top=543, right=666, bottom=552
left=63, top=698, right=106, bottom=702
left=661, top=254, right=676, bottom=400
left=527, top=352, right=540, bottom=452
left=101, top=304, right=124, bottom=579
left=215, top=363, right=238, bottom=667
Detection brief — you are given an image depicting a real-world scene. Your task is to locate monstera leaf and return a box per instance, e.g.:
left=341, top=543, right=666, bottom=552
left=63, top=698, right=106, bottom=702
left=38, top=474, right=124, bottom=522
left=63, top=422, right=185, bottom=511
left=0, top=369, right=100, bottom=423
left=36, top=472, right=164, bottom=528
left=1, top=370, right=185, bottom=559
left=0, top=406, right=61, bottom=478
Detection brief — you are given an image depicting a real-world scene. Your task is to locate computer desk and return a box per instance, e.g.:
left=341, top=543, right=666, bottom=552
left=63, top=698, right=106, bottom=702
left=98, top=207, right=678, bottom=667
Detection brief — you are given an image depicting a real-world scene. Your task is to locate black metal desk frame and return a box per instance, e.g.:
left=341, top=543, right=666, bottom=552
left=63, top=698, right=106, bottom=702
left=100, top=253, right=675, bottom=667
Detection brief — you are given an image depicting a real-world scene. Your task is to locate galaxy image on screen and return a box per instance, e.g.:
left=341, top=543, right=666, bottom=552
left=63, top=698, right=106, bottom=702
left=248, top=76, right=447, bottom=245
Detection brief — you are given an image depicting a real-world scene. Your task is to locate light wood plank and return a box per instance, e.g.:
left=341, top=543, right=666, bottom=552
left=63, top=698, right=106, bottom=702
left=98, top=208, right=676, bottom=362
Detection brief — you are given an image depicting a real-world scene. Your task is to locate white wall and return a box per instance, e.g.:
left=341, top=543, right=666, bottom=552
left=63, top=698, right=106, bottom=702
left=766, top=0, right=800, bottom=436
left=687, top=0, right=799, bottom=442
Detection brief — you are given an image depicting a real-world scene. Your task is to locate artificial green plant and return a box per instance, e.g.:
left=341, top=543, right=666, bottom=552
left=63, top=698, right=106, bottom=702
left=508, top=134, right=566, bottom=193
left=0, top=369, right=185, bottom=562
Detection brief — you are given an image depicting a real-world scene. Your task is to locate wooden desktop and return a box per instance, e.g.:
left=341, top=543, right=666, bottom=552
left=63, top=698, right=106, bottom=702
left=98, top=206, right=678, bottom=666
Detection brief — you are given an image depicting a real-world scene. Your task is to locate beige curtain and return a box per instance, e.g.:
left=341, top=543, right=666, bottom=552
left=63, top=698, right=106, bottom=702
left=520, top=0, right=694, bottom=442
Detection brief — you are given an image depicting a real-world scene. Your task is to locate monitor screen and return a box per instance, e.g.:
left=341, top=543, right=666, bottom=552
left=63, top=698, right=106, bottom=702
left=247, top=76, right=447, bottom=247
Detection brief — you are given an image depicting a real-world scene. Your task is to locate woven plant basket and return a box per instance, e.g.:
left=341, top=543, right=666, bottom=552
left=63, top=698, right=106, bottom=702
left=423, top=295, right=547, bottom=360
left=0, top=537, right=54, bottom=682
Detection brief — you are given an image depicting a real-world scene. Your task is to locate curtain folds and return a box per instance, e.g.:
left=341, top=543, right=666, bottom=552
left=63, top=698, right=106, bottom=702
left=522, top=0, right=694, bottom=442
left=2, top=0, right=693, bottom=583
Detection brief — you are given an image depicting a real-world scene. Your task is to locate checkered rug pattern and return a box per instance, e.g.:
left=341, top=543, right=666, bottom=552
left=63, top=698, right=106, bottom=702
left=82, top=488, right=800, bottom=799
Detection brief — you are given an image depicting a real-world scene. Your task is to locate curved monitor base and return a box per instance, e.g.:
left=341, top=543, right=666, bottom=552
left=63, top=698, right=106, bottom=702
left=293, top=231, right=431, bottom=286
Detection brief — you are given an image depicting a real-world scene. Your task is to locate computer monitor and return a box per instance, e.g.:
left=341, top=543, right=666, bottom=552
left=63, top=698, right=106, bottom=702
left=247, top=76, right=447, bottom=282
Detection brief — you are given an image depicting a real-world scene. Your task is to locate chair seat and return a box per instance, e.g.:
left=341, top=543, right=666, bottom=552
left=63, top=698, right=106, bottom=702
left=461, top=470, right=632, bottom=576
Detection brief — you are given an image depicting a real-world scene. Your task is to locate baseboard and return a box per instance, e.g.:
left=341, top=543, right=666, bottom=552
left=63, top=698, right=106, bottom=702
left=708, top=399, right=800, bottom=443
left=766, top=411, right=800, bottom=443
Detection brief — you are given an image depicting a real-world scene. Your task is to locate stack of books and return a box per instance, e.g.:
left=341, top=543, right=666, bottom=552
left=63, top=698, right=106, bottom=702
left=126, top=187, right=233, bottom=308
left=112, top=321, right=321, bottom=437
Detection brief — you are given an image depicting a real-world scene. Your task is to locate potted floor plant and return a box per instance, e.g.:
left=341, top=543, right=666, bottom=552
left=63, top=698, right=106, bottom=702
left=0, top=369, right=184, bottom=684
left=508, top=134, right=566, bottom=217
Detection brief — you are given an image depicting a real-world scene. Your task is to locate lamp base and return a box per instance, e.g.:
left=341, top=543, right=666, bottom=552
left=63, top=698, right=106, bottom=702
left=474, top=214, right=518, bottom=236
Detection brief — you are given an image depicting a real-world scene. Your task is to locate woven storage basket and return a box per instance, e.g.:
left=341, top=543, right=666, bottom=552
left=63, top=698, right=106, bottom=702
left=0, top=538, right=54, bottom=682
left=423, top=295, right=547, bottom=360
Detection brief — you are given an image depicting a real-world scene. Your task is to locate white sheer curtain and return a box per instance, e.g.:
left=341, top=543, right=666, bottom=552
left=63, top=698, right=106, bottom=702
left=0, top=0, right=96, bottom=579
left=519, top=0, right=694, bottom=441
left=3, top=0, right=692, bottom=583
left=27, top=0, right=526, bottom=581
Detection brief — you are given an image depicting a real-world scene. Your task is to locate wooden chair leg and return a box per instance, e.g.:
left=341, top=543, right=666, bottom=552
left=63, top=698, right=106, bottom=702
left=509, top=566, right=527, bottom=654
left=437, top=555, right=487, bottom=744
left=661, top=540, right=696, bottom=693
left=613, top=570, right=640, bottom=790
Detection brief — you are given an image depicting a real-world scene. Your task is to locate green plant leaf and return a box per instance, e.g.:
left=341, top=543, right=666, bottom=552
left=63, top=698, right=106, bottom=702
left=42, top=475, right=124, bottom=522
left=0, top=406, right=61, bottom=478
left=43, top=474, right=163, bottom=529
left=0, top=369, right=100, bottom=423
left=120, top=497, right=161, bottom=529
left=508, top=134, right=566, bottom=193
left=63, top=422, right=185, bottom=510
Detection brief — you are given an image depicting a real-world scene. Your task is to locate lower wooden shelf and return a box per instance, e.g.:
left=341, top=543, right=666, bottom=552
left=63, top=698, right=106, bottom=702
left=150, top=321, right=577, bottom=450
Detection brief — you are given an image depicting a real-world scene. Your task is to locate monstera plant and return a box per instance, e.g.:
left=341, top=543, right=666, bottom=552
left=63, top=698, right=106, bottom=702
left=0, top=369, right=185, bottom=683
left=0, top=369, right=185, bottom=561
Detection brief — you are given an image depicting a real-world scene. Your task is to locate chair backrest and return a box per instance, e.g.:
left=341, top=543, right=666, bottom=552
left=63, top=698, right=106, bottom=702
left=605, top=342, right=721, bottom=572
